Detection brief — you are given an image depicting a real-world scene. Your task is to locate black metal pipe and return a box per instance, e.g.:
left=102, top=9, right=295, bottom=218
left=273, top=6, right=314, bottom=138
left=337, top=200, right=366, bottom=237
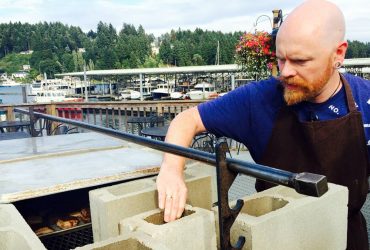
left=14, top=108, right=327, bottom=196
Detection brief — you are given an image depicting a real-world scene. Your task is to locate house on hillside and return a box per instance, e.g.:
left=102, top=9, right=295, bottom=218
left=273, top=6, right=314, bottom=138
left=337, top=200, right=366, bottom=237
left=12, top=71, right=29, bottom=79
left=23, top=65, right=31, bottom=71
left=20, top=50, right=34, bottom=55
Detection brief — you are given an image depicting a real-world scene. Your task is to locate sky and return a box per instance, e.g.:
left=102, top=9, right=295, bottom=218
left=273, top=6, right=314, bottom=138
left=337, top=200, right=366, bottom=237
left=0, top=0, right=368, bottom=42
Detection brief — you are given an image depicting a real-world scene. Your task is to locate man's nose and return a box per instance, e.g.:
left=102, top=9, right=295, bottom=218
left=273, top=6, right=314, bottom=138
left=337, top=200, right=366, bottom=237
left=280, top=61, right=297, bottom=78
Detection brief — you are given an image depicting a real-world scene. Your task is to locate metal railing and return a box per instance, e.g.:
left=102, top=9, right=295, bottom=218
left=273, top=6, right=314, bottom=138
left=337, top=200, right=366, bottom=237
left=14, top=107, right=328, bottom=250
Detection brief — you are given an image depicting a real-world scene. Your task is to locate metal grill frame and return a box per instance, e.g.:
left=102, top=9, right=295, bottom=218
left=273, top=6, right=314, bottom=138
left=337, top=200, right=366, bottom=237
left=40, top=224, right=93, bottom=250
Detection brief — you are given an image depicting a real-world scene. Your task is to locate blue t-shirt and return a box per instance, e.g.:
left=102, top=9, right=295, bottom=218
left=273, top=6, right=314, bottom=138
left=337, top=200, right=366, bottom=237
left=198, top=73, right=370, bottom=162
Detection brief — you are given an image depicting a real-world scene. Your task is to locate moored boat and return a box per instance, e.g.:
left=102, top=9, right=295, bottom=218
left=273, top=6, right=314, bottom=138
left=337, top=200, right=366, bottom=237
left=188, top=82, right=217, bottom=100
left=119, top=89, right=141, bottom=100
left=151, top=83, right=174, bottom=100
left=34, top=89, right=83, bottom=103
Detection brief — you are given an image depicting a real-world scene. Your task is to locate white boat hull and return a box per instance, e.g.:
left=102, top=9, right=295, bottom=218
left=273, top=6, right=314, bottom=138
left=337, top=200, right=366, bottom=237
left=170, top=92, right=183, bottom=99
left=188, top=91, right=211, bottom=100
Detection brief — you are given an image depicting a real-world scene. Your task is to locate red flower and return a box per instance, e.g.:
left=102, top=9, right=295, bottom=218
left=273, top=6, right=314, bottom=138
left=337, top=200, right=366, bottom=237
left=235, top=31, right=277, bottom=79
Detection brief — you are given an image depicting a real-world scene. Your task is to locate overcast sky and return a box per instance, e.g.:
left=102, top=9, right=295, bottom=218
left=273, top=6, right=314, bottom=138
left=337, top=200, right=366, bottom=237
left=0, top=0, right=368, bottom=42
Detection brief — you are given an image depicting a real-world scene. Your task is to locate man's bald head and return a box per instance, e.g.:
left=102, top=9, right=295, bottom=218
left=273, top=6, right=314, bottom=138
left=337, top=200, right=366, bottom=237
left=277, top=0, right=346, bottom=50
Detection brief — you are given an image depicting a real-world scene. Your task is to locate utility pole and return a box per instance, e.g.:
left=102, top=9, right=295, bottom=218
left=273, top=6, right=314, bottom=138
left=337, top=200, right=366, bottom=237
left=84, top=63, right=88, bottom=102
left=271, top=9, right=283, bottom=77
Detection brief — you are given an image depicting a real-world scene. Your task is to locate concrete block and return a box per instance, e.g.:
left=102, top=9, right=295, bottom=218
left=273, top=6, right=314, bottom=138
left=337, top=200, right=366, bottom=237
left=75, top=231, right=170, bottom=250
left=213, top=183, right=348, bottom=250
left=0, top=204, right=46, bottom=250
left=89, top=165, right=212, bottom=241
left=120, top=205, right=217, bottom=250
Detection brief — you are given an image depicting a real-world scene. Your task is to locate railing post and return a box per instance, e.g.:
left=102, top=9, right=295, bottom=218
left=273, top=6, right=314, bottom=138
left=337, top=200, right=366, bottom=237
left=29, top=107, right=37, bottom=137
left=6, top=106, right=14, bottom=121
left=46, top=104, right=57, bottom=134
left=216, top=141, right=245, bottom=250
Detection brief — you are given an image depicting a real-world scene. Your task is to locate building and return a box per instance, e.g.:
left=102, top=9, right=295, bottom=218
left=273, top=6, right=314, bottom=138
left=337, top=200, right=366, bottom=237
left=23, top=65, right=31, bottom=71
left=19, top=50, right=33, bottom=55
left=12, top=71, right=29, bottom=79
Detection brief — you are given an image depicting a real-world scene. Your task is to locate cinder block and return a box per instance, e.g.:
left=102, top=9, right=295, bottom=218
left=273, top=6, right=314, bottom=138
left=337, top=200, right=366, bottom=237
left=89, top=165, right=212, bottom=241
left=213, top=183, right=348, bottom=250
left=0, top=204, right=46, bottom=250
left=75, top=231, right=170, bottom=250
left=119, top=205, right=217, bottom=250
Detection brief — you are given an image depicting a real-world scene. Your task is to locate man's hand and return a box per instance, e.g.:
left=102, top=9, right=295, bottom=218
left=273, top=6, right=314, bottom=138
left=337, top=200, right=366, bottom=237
left=156, top=163, right=188, bottom=222
left=156, top=107, right=205, bottom=222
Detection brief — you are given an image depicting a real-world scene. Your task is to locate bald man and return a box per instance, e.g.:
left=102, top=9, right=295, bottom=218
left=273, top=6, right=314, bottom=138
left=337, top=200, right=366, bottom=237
left=156, top=0, right=370, bottom=248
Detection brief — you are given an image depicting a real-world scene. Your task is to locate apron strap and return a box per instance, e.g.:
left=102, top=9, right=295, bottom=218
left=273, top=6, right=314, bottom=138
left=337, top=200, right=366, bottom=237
left=340, top=73, right=357, bottom=112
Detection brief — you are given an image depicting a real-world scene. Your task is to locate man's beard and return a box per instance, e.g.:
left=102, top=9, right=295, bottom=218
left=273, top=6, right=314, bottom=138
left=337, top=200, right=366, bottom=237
left=279, top=62, right=333, bottom=106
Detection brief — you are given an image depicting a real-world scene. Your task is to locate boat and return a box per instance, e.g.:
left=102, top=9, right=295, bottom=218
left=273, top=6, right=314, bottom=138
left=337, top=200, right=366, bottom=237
left=170, top=91, right=184, bottom=100
left=29, top=78, right=76, bottom=97
left=33, top=89, right=83, bottom=103
left=132, top=82, right=154, bottom=99
left=151, top=83, right=174, bottom=100
left=28, top=81, right=43, bottom=96
left=188, top=82, right=217, bottom=100
left=170, top=87, right=185, bottom=100
left=0, top=76, right=20, bottom=87
left=119, top=89, right=141, bottom=100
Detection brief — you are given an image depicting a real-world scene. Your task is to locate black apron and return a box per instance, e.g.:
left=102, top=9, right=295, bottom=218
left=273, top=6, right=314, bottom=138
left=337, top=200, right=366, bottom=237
left=255, top=74, right=370, bottom=249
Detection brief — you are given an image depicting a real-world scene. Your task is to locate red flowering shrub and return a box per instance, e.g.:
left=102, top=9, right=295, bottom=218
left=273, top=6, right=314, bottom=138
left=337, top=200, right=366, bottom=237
left=236, top=31, right=276, bottom=80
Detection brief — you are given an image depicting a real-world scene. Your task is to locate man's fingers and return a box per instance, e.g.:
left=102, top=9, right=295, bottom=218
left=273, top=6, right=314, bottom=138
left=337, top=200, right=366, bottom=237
left=158, top=191, right=165, bottom=209
left=170, top=194, right=180, bottom=221
left=176, top=191, right=187, bottom=219
left=164, top=193, right=173, bottom=222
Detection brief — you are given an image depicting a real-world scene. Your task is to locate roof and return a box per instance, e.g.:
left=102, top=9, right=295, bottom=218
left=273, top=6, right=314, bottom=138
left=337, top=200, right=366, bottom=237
left=342, top=58, right=370, bottom=66
left=56, top=64, right=241, bottom=77
left=55, top=58, right=370, bottom=77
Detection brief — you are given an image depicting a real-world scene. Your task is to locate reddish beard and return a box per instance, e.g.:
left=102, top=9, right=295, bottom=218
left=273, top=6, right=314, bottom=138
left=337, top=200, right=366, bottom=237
left=278, top=62, right=333, bottom=105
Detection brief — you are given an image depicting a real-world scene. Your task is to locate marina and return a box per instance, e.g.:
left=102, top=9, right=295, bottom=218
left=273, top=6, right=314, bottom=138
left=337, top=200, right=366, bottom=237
left=1, top=59, right=369, bottom=105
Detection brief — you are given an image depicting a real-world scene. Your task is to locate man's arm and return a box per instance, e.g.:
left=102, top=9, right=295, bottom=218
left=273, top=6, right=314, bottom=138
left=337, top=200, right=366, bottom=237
left=156, top=106, right=206, bottom=222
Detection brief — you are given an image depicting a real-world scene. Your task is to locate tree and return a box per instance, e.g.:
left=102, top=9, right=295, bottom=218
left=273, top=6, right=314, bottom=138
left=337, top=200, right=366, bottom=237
left=39, top=58, right=62, bottom=78
left=72, top=50, right=84, bottom=71
left=61, top=53, right=74, bottom=72
left=192, top=54, right=204, bottom=65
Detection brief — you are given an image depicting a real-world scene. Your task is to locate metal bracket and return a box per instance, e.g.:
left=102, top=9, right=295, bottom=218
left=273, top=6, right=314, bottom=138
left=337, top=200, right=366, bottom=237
left=215, top=141, right=245, bottom=250
left=29, top=107, right=37, bottom=137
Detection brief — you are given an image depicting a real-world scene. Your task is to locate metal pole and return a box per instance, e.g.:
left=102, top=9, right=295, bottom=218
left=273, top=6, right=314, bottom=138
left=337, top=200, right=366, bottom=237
left=84, top=64, right=88, bottom=101
left=231, top=74, right=235, bottom=90
left=22, top=86, right=27, bottom=103
left=139, top=73, right=143, bottom=101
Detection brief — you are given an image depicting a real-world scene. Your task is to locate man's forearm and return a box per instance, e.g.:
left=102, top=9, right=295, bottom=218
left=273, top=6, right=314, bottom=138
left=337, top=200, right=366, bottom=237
left=162, top=107, right=206, bottom=170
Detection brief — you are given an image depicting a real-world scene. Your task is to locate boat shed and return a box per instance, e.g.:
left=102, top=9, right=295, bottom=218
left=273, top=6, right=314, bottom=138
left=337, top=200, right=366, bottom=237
left=343, top=58, right=370, bottom=67
left=56, top=64, right=240, bottom=77
left=56, top=64, right=242, bottom=101
left=56, top=58, right=370, bottom=78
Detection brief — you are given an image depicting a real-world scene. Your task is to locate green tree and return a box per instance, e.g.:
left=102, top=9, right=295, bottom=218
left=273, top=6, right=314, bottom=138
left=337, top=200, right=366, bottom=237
left=192, top=53, right=204, bottom=65
left=61, top=53, right=74, bottom=72
left=39, top=58, right=62, bottom=78
left=72, top=50, right=84, bottom=71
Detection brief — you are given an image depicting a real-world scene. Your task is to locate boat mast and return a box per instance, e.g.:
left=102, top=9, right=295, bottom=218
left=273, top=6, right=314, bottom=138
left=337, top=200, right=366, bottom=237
left=215, top=41, right=220, bottom=65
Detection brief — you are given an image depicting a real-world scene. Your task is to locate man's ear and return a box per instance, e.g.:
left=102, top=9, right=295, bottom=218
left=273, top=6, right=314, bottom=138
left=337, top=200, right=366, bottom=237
left=335, top=40, right=348, bottom=64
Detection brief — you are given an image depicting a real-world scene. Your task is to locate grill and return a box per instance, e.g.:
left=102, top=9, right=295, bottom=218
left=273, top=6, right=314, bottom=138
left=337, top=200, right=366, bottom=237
left=14, top=187, right=95, bottom=250
left=11, top=177, right=155, bottom=250
left=40, top=224, right=93, bottom=250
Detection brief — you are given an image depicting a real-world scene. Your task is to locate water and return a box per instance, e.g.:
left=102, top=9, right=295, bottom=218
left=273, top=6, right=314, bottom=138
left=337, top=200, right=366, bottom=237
left=0, top=85, right=35, bottom=104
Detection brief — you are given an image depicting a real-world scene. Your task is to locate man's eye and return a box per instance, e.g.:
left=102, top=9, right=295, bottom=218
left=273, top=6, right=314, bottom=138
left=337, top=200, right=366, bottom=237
left=293, top=60, right=307, bottom=65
